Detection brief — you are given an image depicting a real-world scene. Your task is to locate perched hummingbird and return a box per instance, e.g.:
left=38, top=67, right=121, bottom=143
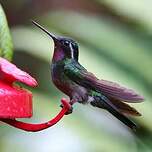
left=32, top=20, right=144, bottom=130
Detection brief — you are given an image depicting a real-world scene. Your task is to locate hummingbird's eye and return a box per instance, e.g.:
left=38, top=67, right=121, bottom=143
left=63, top=41, right=69, bottom=46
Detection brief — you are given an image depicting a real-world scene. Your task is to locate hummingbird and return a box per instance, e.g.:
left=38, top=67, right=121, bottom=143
left=32, top=20, right=144, bottom=130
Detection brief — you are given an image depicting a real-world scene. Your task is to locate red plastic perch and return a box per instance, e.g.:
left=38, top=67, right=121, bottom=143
left=1, top=98, right=71, bottom=132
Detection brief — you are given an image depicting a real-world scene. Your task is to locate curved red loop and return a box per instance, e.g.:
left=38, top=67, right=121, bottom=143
left=0, top=98, right=71, bottom=132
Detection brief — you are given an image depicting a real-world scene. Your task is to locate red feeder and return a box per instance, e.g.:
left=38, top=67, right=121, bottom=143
left=0, top=81, right=33, bottom=118
left=0, top=57, right=71, bottom=132
left=0, top=57, right=37, bottom=118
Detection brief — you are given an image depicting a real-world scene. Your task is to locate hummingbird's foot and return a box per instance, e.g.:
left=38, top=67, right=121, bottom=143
left=64, top=106, right=73, bottom=115
left=63, top=98, right=78, bottom=115
left=60, top=102, right=73, bottom=115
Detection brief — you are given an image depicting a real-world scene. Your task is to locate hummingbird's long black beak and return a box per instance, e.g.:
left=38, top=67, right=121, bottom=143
left=31, top=20, right=58, bottom=42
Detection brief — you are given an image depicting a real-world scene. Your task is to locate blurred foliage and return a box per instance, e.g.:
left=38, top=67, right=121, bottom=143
left=0, top=0, right=152, bottom=152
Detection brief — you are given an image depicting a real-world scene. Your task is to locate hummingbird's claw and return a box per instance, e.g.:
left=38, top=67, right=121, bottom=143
left=60, top=104, right=73, bottom=115
left=65, top=106, right=73, bottom=115
left=60, top=99, right=73, bottom=115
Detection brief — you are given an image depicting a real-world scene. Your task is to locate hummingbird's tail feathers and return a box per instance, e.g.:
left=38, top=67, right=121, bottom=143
left=90, top=95, right=137, bottom=130
left=109, top=97, right=141, bottom=116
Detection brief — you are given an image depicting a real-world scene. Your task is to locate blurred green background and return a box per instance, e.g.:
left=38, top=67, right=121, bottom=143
left=0, top=0, right=152, bottom=152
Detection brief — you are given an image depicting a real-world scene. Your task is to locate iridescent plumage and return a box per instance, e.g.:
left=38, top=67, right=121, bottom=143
left=32, top=20, right=144, bottom=130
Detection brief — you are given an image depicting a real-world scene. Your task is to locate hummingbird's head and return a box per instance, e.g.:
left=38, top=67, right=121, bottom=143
left=32, top=20, right=79, bottom=61
left=56, top=37, right=79, bottom=60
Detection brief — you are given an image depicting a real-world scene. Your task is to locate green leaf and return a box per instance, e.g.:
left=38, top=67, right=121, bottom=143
left=0, top=4, right=13, bottom=61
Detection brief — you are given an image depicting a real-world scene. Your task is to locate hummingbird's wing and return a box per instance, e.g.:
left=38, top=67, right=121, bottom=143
left=64, top=61, right=144, bottom=102
left=65, top=61, right=142, bottom=129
